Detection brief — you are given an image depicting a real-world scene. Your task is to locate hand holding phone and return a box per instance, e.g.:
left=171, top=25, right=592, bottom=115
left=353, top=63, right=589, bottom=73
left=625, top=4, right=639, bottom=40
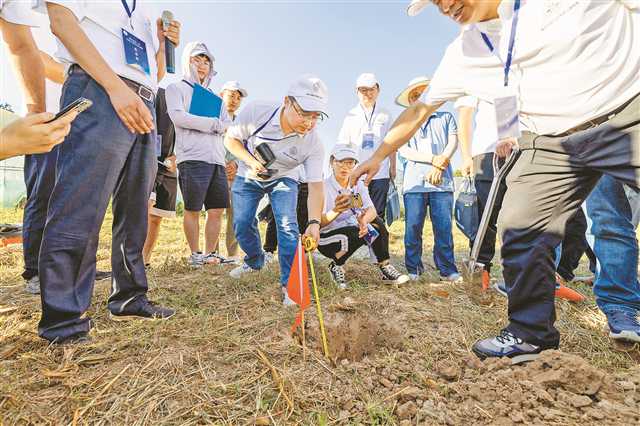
left=45, top=97, right=92, bottom=123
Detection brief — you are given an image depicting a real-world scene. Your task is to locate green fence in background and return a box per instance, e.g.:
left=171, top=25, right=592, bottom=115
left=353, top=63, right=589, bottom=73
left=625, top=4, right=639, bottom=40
left=0, top=156, right=26, bottom=208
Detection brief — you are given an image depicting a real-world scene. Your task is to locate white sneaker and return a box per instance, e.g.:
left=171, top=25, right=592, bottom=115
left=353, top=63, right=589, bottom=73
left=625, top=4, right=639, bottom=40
left=328, top=261, right=348, bottom=289
left=188, top=252, right=204, bottom=268
left=24, top=275, right=40, bottom=294
left=264, top=252, right=276, bottom=264
left=282, top=287, right=297, bottom=307
left=230, top=262, right=257, bottom=278
left=445, top=273, right=463, bottom=283
left=379, top=263, right=410, bottom=285
left=408, top=273, right=420, bottom=281
left=203, top=252, right=235, bottom=265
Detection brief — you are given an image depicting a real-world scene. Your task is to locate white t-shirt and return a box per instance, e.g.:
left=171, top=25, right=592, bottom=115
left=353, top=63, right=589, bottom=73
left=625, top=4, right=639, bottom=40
left=454, top=96, right=497, bottom=157
left=0, top=0, right=39, bottom=25
left=44, top=0, right=160, bottom=90
left=427, top=0, right=640, bottom=136
left=321, top=174, right=374, bottom=233
left=337, top=103, right=394, bottom=179
left=226, top=101, right=325, bottom=183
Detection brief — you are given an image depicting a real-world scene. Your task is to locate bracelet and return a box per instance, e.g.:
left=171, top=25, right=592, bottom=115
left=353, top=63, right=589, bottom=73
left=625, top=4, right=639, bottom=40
left=308, top=219, right=320, bottom=226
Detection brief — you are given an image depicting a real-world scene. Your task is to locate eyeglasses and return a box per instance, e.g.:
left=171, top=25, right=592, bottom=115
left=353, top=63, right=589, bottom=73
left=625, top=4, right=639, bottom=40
left=191, top=56, right=210, bottom=66
left=335, top=159, right=357, bottom=168
left=289, top=98, right=324, bottom=123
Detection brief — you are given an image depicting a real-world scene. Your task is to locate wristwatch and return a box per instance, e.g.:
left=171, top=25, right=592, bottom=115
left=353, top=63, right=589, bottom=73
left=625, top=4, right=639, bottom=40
left=308, top=219, right=320, bottom=226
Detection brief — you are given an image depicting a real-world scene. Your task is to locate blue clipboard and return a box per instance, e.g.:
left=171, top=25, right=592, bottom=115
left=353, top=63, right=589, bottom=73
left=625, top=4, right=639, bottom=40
left=184, top=80, right=222, bottom=119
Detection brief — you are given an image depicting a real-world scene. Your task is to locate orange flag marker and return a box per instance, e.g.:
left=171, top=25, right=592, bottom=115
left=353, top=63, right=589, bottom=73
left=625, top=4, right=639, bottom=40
left=287, top=237, right=311, bottom=334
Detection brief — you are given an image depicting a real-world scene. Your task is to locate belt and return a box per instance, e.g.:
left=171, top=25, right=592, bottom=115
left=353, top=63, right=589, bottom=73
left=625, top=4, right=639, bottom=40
left=68, top=65, right=155, bottom=103
left=554, top=92, right=640, bottom=137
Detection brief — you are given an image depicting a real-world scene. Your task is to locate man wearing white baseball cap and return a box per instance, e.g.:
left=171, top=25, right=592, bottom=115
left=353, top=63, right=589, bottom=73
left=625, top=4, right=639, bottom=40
left=351, top=0, right=640, bottom=363
left=338, top=73, right=396, bottom=219
left=319, top=144, right=409, bottom=289
left=224, top=74, right=327, bottom=305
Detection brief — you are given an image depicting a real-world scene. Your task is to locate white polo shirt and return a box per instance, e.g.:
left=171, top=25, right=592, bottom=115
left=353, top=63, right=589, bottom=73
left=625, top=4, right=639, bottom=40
left=226, top=101, right=325, bottom=183
left=44, top=0, right=160, bottom=90
left=322, top=175, right=374, bottom=233
left=426, top=0, right=640, bottom=136
left=0, top=0, right=39, bottom=25
left=338, top=103, right=394, bottom=179
left=454, top=96, right=497, bottom=157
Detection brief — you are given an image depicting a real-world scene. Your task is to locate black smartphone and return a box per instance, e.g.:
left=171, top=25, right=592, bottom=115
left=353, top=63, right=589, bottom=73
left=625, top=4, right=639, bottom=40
left=45, top=97, right=93, bottom=123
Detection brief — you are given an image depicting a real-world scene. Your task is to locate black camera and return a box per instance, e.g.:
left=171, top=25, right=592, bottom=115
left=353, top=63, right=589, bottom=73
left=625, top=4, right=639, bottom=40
left=254, top=143, right=278, bottom=179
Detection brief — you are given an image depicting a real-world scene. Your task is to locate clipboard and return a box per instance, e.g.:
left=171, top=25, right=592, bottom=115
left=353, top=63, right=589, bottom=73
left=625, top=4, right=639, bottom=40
left=185, top=81, right=222, bottom=119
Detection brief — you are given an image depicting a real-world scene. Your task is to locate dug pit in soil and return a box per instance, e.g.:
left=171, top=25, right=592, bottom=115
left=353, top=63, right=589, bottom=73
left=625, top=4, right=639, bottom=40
left=305, top=305, right=403, bottom=362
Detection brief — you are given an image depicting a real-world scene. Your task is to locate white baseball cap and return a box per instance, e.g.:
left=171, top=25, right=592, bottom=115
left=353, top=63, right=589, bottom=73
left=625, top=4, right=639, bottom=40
left=221, top=81, right=248, bottom=98
left=395, top=76, right=430, bottom=108
left=407, top=0, right=430, bottom=17
left=331, top=144, right=359, bottom=162
left=356, top=73, right=379, bottom=89
left=287, top=74, right=329, bottom=117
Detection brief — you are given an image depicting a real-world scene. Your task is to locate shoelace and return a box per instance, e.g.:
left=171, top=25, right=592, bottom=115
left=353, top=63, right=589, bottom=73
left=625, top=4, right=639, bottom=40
left=381, top=264, right=401, bottom=279
left=495, top=329, right=523, bottom=345
left=331, top=265, right=346, bottom=281
left=609, top=310, right=640, bottom=327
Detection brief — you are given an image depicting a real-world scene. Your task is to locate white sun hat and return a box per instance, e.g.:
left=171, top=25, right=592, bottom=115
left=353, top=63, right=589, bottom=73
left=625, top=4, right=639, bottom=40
left=395, top=76, right=431, bottom=108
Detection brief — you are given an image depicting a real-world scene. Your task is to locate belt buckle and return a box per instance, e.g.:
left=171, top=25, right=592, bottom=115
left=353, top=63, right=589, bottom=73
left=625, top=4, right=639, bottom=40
left=137, top=85, right=153, bottom=103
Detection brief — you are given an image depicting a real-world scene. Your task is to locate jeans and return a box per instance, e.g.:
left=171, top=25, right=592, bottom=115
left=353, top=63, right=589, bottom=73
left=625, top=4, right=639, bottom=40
left=264, top=182, right=309, bottom=253
left=404, top=191, right=458, bottom=277
left=38, top=69, right=156, bottom=341
left=232, top=176, right=299, bottom=286
left=22, top=147, right=58, bottom=280
left=585, top=174, right=640, bottom=314
left=368, top=178, right=390, bottom=219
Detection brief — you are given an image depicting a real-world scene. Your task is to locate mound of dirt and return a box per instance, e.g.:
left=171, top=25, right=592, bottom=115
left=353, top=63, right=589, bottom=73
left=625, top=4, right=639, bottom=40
left=305, top=299, right=403, bottom=361
left=439, top=350, right=640, bottom=425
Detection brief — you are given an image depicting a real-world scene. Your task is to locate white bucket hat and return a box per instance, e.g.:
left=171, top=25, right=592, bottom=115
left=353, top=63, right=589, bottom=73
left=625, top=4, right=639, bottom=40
left=395, top=76, right=430, bottom=108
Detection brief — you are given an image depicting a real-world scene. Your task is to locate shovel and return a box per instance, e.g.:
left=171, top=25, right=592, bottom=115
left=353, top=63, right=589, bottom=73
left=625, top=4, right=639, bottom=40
left=463, top=150, right=520, bottom=299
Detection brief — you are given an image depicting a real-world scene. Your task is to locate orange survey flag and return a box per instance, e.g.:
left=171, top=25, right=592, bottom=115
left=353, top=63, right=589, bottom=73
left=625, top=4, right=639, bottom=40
left=288, top=237, right=311, bottom=333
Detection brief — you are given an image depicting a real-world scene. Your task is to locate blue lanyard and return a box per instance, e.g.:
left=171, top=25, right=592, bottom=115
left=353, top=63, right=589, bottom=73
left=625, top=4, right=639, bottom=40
left=361, top=103, right=376, bottom=130
left=120, top=0, right=136, bottom=18
left=480, top=0, right=521, bottom=87
left=251, top=108, right=297, bottom=142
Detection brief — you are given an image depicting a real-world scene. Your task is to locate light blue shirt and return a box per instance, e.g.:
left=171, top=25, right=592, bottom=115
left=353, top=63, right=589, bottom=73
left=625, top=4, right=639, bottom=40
left=400, top=111, right=457, bottom=193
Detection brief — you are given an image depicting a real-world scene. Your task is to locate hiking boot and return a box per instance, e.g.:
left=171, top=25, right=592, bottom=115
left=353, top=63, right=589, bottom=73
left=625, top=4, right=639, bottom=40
left=282, top=287, right=297, bottom=307
left=264, top=251, right=276, bottom=264
left=604, top=309, right=640, bottom=343
left=472, top=329, right=552, bottom=364
left=230, top=262, right=258, bottom=279
left=24, top=276, right=40, bottom=294
left=188, top=252, right=205, bottom=268
left=379, top=263, right=410, bottom=285
left=204, top=252, right=235, bottom=265
left=95, top=270, right=111, bottom=281
left=328, top=261, right=347, bottom=289
left=110, top=298, right=175, bottom=321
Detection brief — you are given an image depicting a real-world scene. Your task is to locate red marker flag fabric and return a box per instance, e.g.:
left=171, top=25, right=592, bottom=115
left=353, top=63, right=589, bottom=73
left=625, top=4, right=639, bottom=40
left=288, top=237, right=311, bottom=332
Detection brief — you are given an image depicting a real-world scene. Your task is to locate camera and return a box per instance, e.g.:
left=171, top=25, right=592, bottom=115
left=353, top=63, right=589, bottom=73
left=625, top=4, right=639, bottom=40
left=254, top=143, right=278, bottom=179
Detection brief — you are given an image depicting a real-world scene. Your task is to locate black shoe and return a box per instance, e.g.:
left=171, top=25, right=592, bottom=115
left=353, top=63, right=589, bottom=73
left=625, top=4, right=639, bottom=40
left=52, top=332, right=91, bottom=346
left=95, top=270, right=111, bottom=281
left=110, top=298, right=175, bottom=321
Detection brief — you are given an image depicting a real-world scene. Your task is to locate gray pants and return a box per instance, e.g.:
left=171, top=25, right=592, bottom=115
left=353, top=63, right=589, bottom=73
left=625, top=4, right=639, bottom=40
left=499, top=93, right=640, bottom=348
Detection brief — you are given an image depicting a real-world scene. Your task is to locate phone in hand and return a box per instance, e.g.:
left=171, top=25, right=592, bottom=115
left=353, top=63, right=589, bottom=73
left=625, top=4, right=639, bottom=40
left=45, top=97, right=93, bottom=123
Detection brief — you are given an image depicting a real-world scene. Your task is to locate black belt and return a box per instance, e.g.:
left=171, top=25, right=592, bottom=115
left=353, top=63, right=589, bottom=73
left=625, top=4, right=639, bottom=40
left=554, top=92, right=640, bottom=137
left=68, top=65, right=155, bottom=103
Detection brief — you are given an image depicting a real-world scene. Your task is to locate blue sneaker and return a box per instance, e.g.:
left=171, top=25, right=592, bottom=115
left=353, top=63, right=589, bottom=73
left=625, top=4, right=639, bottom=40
left=472, top=329, right=554, bottom=364
left=604, top=309, right=640, bottom=343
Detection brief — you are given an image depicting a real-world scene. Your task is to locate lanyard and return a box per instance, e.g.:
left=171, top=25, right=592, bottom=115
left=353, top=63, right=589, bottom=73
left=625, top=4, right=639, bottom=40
left=479, top=0, right=521, bottom=87
left=361, top=103, right=376, bottom=131
left=120, top=0, right=136, bottom=29
left=252, top=108, right=297, bottom=142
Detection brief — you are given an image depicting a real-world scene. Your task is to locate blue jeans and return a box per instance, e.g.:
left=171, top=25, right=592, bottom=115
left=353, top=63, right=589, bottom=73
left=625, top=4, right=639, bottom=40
left=22, top=147, right=58, bottom=280
left=586, top=175, right=640, bottom=314
left=404, top=191, right=458, bottom=277
left=232, top=176, right=299, bottom=286
left=38, top=69, right=157, bottom=341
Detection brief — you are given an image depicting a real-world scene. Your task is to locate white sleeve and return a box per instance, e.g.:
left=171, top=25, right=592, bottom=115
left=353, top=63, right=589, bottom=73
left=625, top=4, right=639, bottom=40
left=226, top=102, right=256, bottom=142
left=1, top=0, right=41, bottom=25
left=165, top=83, right=220, bottom=133
left=337, top=116, right=352, bottom=145
left=618, top=0, right=640, bottom=11
left=303, top=135, right=325, bottom=183
left=425, top=44, right=467, bottom=105
left=44, top=0, right=85, bottom=21
left=454, top=96, right=478, bottom=110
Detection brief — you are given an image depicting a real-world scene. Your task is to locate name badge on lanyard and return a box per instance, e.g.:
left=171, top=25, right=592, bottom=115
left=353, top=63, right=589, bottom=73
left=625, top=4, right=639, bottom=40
left=120, top=0, right=151, bottom=76
left=479, top=0, right=522, bottom=140
left=361, top=103, right=376, bottom=150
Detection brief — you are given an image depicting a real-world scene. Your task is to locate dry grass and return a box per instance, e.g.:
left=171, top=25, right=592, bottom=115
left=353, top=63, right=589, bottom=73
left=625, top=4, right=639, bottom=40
left=1, top=206, right=639, bottom=425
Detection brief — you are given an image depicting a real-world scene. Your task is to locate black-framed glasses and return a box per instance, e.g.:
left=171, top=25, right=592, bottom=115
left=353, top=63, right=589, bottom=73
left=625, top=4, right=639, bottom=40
left=289, top=97, right=324, bottom=123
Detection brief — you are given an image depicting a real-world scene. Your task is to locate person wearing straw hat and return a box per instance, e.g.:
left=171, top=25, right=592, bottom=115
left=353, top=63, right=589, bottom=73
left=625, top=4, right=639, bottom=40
left=396, top=76, right=460, bottom=282
left=224, top=75, right=328, bottom=306
left=338, top=73, right=396, bottom=219
left=351, top=0, right=640, bottom=363
left=319, top=145, right=409, bottom=289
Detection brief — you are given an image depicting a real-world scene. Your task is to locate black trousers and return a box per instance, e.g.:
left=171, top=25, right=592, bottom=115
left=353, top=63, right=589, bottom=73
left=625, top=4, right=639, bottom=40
left=318, top=217, right=389, bottom=265
left=556, top=209, right=597, bottom=281
left=499, top=93, right=640, bottom=348
left=264, top=182, right=309, bottom=253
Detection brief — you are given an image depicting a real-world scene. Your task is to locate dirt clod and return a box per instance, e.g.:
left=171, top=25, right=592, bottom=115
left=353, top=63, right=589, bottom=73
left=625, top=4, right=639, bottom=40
left=396, top=401, right=417, bottom=420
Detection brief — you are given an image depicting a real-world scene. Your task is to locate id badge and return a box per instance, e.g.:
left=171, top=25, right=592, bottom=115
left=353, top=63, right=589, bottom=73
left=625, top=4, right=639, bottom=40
left=494, top=95, right=521, bottom=140
left=362, top=132, right=375, bottom=150
left=122, top=29, right=150, bottom=76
